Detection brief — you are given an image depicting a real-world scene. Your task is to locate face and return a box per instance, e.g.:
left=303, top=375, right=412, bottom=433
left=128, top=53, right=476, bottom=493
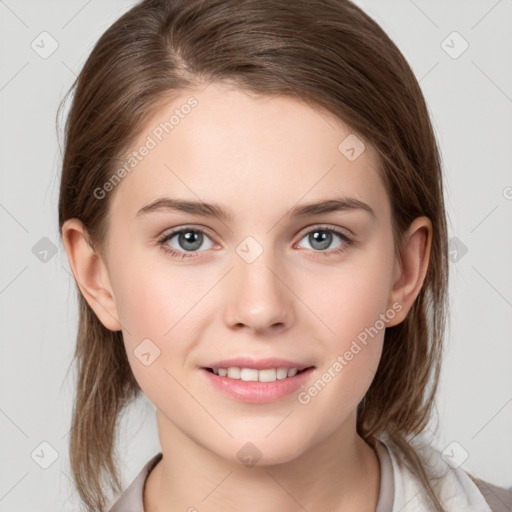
left=96, top=82, right=403, bottom=465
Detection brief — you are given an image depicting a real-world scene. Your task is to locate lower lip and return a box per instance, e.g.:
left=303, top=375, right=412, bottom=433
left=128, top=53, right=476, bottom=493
left=200, top=367, right=316, bottom=404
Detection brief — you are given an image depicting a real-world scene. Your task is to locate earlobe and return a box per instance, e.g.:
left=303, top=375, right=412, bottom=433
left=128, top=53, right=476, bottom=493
left=386, top=216, right=432, bottom=327
left=61, top=218, right=122, bottom=331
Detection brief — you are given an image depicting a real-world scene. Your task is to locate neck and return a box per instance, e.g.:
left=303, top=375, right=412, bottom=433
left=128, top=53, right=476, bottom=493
left=144, top=411, right=381, bottom=512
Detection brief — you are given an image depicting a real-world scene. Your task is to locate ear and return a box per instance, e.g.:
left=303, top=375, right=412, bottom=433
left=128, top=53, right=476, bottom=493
left=61, top=218, right=122, bottom=331
left=386, top=216, right=432, bottom=327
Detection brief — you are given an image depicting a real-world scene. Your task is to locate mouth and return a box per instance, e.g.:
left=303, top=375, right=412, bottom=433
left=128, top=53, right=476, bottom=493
left=201, top=365, right=316, bottom=403
left=203, top=366, right=315, bottom=382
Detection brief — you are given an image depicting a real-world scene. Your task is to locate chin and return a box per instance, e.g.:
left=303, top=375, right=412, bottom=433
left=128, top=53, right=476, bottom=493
left=211, top=434, right=311, bottom=468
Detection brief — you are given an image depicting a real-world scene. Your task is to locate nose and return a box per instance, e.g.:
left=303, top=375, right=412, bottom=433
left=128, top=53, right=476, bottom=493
left=223, top=248, right=293, bottom=335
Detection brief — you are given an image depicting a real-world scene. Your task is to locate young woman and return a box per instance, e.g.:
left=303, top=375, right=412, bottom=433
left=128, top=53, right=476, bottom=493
left=58, top=0, right=511, bottom=511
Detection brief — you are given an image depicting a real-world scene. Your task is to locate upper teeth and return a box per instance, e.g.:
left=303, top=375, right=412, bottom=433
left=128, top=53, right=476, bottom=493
left=212, top=367, right=300, bottom=382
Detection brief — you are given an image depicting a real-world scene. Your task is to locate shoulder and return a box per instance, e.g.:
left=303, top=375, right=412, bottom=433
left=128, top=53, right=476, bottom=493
left=380, top=435, right=511, bottom=512
left=467, top=474, right=512, bottom=512
left=108, top=452, right=163, bottom=512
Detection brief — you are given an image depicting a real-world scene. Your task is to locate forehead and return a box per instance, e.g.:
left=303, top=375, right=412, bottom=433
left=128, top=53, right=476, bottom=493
left=108, top=82, right=388, bottom=222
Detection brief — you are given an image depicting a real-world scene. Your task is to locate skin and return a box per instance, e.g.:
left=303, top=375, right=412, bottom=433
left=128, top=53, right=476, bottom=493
left=62, top=81, right=432, bottom=511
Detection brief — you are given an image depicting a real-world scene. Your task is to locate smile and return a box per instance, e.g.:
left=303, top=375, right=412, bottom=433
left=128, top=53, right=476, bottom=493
left=205, top=366, right=311, bottom=382
left=201, top=366, right=316, bottom=404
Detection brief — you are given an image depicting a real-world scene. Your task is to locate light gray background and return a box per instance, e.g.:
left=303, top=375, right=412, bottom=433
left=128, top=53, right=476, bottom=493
left=0, top=0, right=511, bottom=510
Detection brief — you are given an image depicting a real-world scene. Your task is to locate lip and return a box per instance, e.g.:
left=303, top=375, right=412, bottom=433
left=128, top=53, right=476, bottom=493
left=200, top=366, right=316, bottom=404
left=201, top=357, right=313, bottom=371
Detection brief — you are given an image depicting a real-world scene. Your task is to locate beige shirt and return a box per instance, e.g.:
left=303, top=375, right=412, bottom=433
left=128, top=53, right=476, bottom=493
left=108, top=437, right=511, bottom=512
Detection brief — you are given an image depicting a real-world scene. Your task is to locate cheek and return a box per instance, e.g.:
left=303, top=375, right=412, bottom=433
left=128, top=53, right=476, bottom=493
left=297, top=270, right=390, bottom=422
left=306, top=247, right=394, bottom=349
left=112, top=252, right=198, bottom=339
left=109, top=255, right=198, bottom=379
left=297, top=237, right=394, bottom=410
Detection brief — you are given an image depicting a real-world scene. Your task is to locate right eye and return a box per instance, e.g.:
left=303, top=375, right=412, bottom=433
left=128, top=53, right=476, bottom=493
left=157, top=227, right=216, bottom=260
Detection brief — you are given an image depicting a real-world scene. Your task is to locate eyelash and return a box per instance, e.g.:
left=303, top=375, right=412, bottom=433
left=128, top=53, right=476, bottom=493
left=157, top=225, right=354, bottom=261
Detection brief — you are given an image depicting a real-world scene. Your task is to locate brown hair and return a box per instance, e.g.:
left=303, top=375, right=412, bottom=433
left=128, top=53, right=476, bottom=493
left=57, top=0, right=450, bottom=510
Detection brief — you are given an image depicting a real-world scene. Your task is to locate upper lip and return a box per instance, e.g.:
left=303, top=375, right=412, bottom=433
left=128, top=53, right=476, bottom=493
left=202, top=357, right=314, bottom=371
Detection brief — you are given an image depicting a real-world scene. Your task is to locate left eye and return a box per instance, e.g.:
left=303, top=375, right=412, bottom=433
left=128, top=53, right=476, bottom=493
left=296, top=227, right=351, bottom=252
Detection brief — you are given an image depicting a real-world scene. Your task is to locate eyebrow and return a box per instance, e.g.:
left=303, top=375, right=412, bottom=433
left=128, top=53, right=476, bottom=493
left=135, top=196, right=376, bottom=221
